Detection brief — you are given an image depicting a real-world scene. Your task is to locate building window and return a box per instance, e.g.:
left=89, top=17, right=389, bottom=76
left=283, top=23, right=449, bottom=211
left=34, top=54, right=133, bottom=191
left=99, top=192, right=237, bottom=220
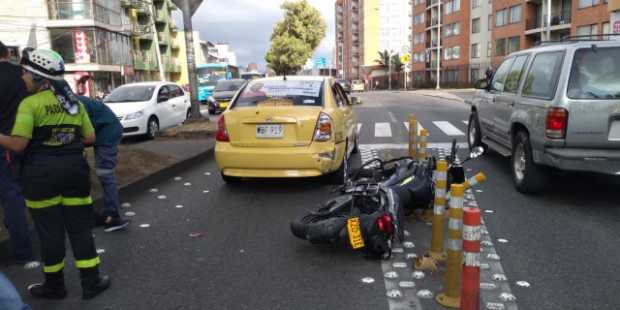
left=495, top=38, right=507, bottom=56
left=471, top=68, right=480, bottom=82
left=472, top=0, right=480, bottom=8
left=471, top=43, right=480, bottom=58
left=444, top=0, right=460, bottom=15
left=47, top=0, right=122, bottom=26
left=578, top=0, right=599, bottom=8
left=576, top=24, right=598, bottom=36
left=444, top=23, right=460, bottom=37
left=495, top=6, right=521, bottom=27
left=444, top=46, right=460, bottom=60
left=508, top=36, right=520, bottom=53
left=487, top=42, right=492, bottom=57
left=603, top=22, right=611, bottom=34
left=472, top=18, right=481, bottom=33
left=49, top=27, right=131, bottom=66
left=509, top=5, right=522, bottom=23
left=496, top=9, right=507, bottom=27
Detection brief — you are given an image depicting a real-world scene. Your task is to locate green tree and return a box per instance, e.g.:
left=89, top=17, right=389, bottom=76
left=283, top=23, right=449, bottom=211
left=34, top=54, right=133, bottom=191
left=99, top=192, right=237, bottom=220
left=375, top=50, right=391, bottom=68
left=391, top=53, right=404, bottom=72
left=266, top=0, right=327, bottom=75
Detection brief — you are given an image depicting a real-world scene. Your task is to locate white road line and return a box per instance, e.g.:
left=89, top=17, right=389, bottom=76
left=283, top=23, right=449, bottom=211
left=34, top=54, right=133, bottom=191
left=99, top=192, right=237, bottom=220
left=433, top=121, right=465, bottom=136
left=403, top=122, right=425, bottom=135
left=388, top=111, right=398, bottom=122
left=463, top=120, right=469, bottom=125
left=360, top=142, right=468, bottom=150
left=357, top=123, right=362, bottom=135
left=375, top=122, right=392, bottom=138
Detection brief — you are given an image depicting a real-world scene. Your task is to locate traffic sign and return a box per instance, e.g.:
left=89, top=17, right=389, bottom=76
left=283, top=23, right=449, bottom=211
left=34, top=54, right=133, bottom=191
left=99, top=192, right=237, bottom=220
left=401, top=53, right=411, bottom=64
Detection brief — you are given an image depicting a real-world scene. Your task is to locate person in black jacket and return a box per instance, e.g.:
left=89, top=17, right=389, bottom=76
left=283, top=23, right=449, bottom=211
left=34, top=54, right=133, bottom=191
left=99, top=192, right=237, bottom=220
left=0, top=41, right=34, bottom=267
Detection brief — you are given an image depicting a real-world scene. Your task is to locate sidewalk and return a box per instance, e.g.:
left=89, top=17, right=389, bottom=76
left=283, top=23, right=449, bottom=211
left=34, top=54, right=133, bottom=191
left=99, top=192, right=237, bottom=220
left=409, top=89, right=470, bottom=102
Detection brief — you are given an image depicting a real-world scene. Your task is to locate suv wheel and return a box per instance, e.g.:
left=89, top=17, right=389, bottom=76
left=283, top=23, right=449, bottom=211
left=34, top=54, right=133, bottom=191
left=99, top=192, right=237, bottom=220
left=512, top=131, right=547, bottom=194
left=467, top=113, right=486, bottom=151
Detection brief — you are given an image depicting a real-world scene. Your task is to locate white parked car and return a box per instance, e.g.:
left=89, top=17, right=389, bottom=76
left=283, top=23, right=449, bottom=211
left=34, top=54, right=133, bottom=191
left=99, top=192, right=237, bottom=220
left=104, top=82, right=192, bottom=138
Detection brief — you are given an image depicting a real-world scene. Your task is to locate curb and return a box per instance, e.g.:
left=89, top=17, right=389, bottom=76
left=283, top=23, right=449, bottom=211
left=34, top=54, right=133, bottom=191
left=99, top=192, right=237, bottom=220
left=94, top=144, right=215, bottom=206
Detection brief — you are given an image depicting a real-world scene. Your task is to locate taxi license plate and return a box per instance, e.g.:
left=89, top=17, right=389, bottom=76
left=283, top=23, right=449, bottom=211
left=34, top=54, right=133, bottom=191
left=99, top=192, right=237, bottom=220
left=256, top=124, right=283, bottom=138
left=347, top=217, right=365, bottom=249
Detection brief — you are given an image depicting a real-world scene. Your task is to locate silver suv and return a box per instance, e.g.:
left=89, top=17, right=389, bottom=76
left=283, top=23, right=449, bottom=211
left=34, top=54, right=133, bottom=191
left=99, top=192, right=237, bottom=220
left=467, top=39, right=620, bottom=194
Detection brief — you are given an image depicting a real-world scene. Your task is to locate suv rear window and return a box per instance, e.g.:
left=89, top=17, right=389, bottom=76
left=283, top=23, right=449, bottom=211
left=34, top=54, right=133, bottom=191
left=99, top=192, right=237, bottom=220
left=234, top=80, right=324, bottom=107
left=567, top=47, right=620, bottom=100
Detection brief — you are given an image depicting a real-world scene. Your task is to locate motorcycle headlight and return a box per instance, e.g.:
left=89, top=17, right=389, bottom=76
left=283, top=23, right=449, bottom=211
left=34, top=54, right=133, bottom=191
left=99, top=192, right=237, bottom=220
left=207, top=96, right=215, bottom=103
left=125, top=110, right=144, bottom=121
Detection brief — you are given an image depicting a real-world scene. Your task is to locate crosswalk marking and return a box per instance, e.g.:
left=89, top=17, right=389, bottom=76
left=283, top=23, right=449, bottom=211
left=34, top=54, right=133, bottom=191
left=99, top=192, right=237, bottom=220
left=374, top=122, right=392, bottom=137
left=432, top=121, right=465, bottom=136
left=360, top=142, right=468, bottom=150
left=462, top=120, right=469, bottom=125
left=357, top=123, right=362, bottom=135
left=403, top=122, right=425, bottom=135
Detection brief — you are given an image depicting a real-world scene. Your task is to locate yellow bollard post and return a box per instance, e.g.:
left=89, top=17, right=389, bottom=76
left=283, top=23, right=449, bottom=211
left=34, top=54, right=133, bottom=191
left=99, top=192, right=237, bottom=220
left=463, top=172, right=487, bottom=190
left=408, top=115, right=418, bottom=158
left=418, top=129, right=429, bottom=160
left=436, top=183, right=465, bottom=309
left=427, top=159, right=448, bottom=262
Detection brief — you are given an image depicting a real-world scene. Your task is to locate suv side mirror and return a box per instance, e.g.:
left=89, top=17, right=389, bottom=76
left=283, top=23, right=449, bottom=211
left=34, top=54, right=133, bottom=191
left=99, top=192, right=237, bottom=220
left=475, top=79, right=489, bottom=90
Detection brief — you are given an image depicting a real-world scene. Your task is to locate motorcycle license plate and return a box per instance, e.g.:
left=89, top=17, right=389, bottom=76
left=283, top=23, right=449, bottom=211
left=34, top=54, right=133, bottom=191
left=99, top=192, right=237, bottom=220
left=256, top=124, right=283, bottom=138
left=347, top=217, right=365, bottom=249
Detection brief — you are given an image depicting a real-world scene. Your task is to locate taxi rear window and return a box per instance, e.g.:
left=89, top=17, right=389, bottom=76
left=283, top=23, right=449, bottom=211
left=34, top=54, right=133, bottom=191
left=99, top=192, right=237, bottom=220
left=234, top=80, right=324, bottom=107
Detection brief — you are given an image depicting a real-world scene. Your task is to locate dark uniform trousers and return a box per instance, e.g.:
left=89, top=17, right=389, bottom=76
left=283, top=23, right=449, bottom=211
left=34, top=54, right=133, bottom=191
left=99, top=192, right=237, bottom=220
left=21, top=153, right=99, bottom=278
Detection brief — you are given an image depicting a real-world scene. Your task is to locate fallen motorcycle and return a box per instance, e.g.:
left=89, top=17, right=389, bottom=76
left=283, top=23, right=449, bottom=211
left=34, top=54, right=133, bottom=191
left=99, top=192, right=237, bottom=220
left=290, top=141, right=486, bottom=259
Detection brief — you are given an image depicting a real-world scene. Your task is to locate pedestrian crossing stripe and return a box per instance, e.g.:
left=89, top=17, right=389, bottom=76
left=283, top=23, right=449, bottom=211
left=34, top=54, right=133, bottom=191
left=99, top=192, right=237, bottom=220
left=374, top=122, right=392, bottom=137
left=403, top=122, right=425, bottom=135
left=359, top=142, right=468, bottom=150
left=432, top=121, right=465, bottom=136
left=357, top=120, right=466, bottom=138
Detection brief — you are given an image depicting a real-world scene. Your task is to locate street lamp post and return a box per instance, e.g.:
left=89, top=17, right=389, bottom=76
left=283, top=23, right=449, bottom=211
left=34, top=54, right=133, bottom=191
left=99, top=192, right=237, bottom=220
left=436, top=0, right=441, bottom=90
left=388, top=51, right=393, bottom=90
left=172, top=0, right=204, bottom=119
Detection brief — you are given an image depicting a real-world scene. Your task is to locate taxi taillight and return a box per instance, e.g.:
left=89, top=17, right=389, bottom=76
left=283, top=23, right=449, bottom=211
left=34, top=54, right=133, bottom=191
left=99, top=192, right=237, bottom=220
left=216, top=115, right=230, bottom=142
left=313, top=113, right=332, bottom=142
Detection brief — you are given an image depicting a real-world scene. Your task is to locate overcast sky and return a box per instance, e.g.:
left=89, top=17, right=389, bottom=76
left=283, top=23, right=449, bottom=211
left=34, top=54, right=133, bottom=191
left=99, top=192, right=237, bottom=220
left=182, top=0, right=335, bottom=71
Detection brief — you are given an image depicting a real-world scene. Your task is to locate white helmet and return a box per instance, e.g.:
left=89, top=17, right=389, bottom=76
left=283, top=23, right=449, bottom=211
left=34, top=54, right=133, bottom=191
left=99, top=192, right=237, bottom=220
left=21, top=48, right=65, bottom=81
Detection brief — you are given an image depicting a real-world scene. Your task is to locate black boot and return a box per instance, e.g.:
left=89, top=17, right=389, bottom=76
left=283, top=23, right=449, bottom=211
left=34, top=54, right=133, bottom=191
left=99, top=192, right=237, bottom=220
left=28, top=271, right=68, bottom=300
left=80, top=267, right=111, bottom=300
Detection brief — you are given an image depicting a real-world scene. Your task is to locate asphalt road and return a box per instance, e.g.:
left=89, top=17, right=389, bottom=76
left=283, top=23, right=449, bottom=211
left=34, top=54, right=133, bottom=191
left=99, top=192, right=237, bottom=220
left=3, top=91, right=619, bottom=310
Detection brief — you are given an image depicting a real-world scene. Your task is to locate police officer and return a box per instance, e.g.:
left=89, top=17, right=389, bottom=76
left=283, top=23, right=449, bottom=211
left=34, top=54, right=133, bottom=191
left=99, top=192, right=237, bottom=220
left=0, top=49, right=110, bottom=300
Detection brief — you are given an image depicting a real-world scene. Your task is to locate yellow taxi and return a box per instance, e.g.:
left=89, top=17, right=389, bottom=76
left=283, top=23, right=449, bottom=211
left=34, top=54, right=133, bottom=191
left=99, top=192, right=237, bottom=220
left=215, top=76, right=359, bottom=183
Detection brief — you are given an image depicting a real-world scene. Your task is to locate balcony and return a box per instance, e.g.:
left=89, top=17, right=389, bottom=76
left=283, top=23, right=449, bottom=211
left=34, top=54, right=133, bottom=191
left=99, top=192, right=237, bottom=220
left=133, top=51, right=158, bottom=71
left=133, top=0, right=151, bottom=15
left=525, top=14, right=572, bottom=35
left=426, top=0, right=438, bottom=7
left=171, top=40, right=180, bottom=50
left=426, top=18, right=439, bottom=28
left=158, top=33, right=169, bottom=45
left=120, top=0, right=132, bottom=8
left=155, top=10, right=167, bottom=24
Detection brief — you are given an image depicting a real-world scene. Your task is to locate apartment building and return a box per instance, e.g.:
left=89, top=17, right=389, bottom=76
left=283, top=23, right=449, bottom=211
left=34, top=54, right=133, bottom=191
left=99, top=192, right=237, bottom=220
left=469, top=0, right=494, bottom=81
left=335, top=0, right=363, bottom=80
left=0, top=0, right=133, bottom=96
left=127, top=0, right=181, bottom=82
left=491, top=0, right=612, bottom=66
left=411, top=0, right=474, bottom=86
